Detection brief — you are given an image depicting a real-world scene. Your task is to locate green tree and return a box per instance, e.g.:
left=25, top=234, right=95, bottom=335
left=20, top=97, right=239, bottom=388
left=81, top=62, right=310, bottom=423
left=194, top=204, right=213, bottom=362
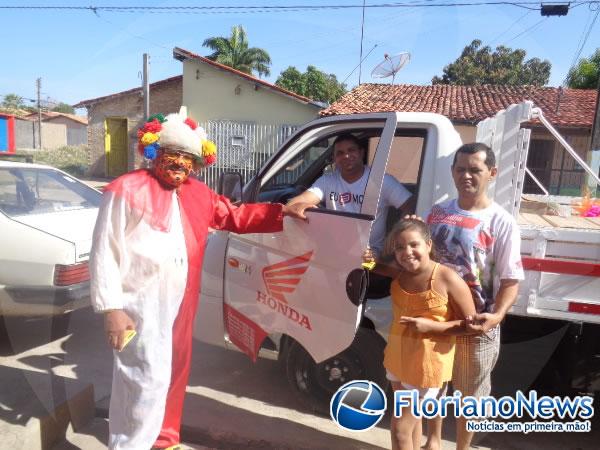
left=432, top=39, right=551, bottom=86
left=276, top=65, right=347, bottom=104
left=276, top=67, right=304, bottom=95
left=322, top=71, right=347, bottom=104
left=566, top=49, right=600, bottom=89
left=1, top=93, right=25, bottom=110
left=52, top=102, right=75, bottom=114
left=203, top=25, right=271, bottom=77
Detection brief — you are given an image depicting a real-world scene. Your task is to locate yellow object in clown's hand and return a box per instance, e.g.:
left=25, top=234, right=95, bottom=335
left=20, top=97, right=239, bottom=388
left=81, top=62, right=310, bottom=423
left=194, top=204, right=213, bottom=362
left=362, top=246, right=376, bottom=271
left=119, top=329, right=137, bottom=352
left=362, top=260, right=376, bottom=271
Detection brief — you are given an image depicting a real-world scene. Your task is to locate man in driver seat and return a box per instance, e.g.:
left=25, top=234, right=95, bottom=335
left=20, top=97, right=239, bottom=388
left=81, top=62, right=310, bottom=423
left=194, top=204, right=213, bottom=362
left=287, top=133, right=413, bottom=257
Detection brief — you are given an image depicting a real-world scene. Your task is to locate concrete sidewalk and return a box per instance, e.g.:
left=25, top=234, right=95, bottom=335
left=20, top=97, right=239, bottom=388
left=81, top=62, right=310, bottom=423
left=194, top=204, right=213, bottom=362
left=53, top=418, right=213, bottom=450
left=6, top=307, right=598, bottom=450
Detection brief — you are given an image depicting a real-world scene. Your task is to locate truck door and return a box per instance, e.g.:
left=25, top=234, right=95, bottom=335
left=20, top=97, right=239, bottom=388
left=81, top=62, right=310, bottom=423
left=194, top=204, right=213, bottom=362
left=222, top=114, right=397, bottom=363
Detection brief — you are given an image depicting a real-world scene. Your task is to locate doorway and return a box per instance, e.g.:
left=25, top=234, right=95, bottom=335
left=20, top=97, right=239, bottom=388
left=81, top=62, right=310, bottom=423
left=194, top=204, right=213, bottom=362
left=105, top=118, right=128, bottom=177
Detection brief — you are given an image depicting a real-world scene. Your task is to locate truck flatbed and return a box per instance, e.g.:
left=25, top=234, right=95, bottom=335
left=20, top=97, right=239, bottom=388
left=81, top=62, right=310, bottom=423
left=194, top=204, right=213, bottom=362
left=517, top=194, right=600, bottom=230
left=517, top=212, right=600, bottom=230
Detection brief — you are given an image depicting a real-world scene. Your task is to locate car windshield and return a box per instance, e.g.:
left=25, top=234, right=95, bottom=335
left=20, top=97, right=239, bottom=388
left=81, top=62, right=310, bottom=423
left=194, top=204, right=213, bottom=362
left=0, top=166, right=102, bottom=217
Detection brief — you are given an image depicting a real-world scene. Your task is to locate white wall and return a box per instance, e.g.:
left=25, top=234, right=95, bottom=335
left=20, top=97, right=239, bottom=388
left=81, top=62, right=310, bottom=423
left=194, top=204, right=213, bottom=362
left=182, top=60, right=321, bottom=126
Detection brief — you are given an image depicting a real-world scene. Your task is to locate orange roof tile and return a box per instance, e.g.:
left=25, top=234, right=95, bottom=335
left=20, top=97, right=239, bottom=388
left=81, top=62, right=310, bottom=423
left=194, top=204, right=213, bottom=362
left=23, top=111, right=87, bottom=125
left=24, top=111, right=88, bottom=125
left=321, top=84, right=597, bottom=129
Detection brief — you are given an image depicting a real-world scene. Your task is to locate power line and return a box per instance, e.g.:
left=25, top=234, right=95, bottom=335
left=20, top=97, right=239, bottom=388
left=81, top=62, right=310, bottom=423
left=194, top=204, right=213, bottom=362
left=570, top=5, right=600, bottom=67
left=0, top=2, right=593, bottom=14
left=563, top=4, right=600, bottom=84
left=503, top=17, right=548, bottom=44
left=90, top=9, right=170, bottom=50
left=266, top=6, right=420, bottom=57
left=566, top=0, right=596, bottom=10
left=488, top=10, right=531, bottom=46
left=343, top=44, right=379, bottom=84
left=567, top=6, right=596, bottom=68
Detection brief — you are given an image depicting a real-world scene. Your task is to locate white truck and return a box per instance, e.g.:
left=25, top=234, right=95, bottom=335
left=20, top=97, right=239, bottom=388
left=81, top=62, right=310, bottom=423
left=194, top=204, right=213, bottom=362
left=194, top=101, right=600, bottom=411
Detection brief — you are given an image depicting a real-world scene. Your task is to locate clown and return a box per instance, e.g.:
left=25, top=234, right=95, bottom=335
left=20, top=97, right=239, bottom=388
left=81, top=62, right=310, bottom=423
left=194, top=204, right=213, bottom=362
left=90, top=111, right=307, bottom=450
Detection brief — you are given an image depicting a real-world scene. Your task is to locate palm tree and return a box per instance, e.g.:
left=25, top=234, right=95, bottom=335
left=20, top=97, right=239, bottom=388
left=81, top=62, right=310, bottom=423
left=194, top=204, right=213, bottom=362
left=203, top=25, right=271, bottom=78
left=1, top=93, right=25, bottom=110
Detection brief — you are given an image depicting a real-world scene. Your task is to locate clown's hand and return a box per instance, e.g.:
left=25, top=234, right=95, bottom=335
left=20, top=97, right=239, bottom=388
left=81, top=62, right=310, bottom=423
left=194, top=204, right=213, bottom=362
left=362, top=247, right=375, bottom=263
left=362, top=247, right=376, bottom=271
left=104, top=310, right=136, bottom=351
left=281, top=202, right=311, bottom=221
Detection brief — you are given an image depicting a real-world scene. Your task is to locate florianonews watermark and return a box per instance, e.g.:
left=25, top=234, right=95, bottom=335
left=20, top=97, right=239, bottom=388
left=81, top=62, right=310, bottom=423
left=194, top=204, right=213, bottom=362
left=329, top=382, right=595, bottom=433
left=392, top=389, right=594, bottom=433
left=393, top=389, right=594, bottom=420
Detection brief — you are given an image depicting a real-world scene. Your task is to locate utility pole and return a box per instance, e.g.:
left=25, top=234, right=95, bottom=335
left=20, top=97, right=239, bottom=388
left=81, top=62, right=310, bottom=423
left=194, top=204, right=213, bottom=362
left=36, top=77, right=42, bottom=150
left=358, top=0, right=366, bottom=85
left=142, top=53, right=150, bottom=121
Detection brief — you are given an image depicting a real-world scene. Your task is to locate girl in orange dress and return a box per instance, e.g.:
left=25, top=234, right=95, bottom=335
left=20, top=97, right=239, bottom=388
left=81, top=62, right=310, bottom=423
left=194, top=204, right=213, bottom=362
left=367, top=219, right=476, bottom=450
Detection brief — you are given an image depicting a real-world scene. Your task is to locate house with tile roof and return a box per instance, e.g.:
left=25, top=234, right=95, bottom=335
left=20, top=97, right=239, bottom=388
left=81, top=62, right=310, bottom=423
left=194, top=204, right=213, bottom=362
left=173, top=47, right=323, bottom=124
left=322, top=84, right=598, bottom=195
left=23, top=111, right=88, bottom=146
left=172, top=47, right=323, bottom=187
left=75, top=48, right=322, bottom=179
left=74, top=75, right=183, bottom=177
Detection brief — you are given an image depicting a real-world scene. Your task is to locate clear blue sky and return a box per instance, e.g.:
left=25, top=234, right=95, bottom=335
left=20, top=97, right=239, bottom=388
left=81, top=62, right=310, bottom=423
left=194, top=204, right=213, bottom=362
left=1, top=0, right=598, bottom=111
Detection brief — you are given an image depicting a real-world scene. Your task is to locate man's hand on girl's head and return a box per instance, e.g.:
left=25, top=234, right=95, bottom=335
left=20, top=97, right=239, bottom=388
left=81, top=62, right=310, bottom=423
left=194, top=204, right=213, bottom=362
left=403, top=214, right=424, bottom=222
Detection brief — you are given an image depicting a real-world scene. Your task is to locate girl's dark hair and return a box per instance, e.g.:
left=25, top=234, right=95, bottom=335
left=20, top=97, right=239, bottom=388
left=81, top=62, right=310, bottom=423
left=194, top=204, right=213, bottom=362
left=382, top=218, right=436, bottom=261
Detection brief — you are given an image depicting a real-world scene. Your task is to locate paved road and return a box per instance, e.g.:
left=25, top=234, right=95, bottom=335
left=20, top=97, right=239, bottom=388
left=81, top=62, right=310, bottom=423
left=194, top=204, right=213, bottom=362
left=1, top=309, right=598, bottom=449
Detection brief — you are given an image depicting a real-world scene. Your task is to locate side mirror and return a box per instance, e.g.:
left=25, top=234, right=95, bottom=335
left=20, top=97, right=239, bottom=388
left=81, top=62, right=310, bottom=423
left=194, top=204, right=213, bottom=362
left=218, top=172, right=243, bottom=203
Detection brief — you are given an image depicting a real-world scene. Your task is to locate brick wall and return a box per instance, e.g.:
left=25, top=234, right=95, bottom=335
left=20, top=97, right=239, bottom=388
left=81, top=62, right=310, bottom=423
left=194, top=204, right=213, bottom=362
left=83, top=79, right=182, bottom=177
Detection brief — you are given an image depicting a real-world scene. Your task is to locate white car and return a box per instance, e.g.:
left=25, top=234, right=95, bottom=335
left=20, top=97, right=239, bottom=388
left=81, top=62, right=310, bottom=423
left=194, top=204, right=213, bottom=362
left=0, top=160, right=102, bottom=316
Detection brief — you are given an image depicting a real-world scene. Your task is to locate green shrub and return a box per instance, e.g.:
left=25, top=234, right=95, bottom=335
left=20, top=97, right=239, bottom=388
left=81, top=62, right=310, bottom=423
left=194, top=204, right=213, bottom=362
left=17, top=145, right=90, bottom=177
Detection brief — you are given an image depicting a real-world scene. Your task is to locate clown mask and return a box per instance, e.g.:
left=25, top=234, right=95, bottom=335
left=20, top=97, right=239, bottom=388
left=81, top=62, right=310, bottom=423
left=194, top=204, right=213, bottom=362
left=153, top=150, right=196, bottom=188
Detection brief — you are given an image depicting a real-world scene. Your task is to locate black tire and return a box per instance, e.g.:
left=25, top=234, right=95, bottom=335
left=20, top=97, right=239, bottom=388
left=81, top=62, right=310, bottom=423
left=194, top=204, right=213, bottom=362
left=285, top=327, right=387, bottom=415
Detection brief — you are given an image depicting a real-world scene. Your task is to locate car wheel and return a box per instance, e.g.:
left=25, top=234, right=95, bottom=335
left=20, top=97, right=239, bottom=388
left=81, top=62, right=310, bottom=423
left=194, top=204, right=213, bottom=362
left=285, top=327, right=387, bottom=415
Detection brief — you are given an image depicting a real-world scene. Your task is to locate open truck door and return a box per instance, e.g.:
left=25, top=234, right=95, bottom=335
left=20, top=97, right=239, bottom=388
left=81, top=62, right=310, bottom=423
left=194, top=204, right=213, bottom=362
left=205, top=110, right=463, bottom=410
left=221, top=113, right=398, bottom=364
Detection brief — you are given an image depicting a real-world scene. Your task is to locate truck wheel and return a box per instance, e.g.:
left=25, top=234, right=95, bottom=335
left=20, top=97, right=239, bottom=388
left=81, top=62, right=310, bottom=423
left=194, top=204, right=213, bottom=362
left=285, top=327, right=387, bottom=415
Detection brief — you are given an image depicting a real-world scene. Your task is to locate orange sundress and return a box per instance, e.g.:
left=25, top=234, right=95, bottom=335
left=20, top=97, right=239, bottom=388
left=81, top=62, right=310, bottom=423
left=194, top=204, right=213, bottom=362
left=383, top=263, right=456, bottom=388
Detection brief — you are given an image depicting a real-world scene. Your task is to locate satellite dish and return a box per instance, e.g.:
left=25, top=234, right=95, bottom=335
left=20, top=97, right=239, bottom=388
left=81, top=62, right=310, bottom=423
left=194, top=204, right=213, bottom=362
left=371, top=52, right=410, bottom=84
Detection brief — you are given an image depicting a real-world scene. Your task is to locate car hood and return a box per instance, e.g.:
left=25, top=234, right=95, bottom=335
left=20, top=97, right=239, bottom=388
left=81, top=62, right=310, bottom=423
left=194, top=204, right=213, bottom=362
left=12, top=208, right=99, bottom=262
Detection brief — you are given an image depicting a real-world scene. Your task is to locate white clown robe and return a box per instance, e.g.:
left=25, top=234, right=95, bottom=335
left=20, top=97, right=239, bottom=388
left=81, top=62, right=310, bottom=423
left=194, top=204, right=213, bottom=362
left=90, top=169, right=283, bottom=449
